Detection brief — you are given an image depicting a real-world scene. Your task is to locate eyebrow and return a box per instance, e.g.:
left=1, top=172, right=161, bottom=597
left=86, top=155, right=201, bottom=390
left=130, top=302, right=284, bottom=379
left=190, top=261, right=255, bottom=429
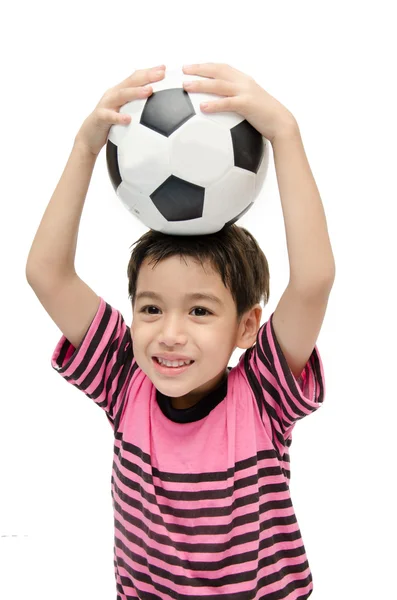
left=136, top=291, right=223, bottom=306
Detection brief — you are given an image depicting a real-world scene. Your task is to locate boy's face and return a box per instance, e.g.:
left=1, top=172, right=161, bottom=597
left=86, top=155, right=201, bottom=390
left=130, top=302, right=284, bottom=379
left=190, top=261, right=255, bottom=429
left=131, top=255, right=261, bottom=409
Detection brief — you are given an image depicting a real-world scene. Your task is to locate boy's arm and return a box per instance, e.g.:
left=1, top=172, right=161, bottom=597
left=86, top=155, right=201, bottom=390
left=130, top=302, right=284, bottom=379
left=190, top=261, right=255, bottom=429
left=271, top=122, right=335, bottom=379
left=26, top=141, right=101, bottom=348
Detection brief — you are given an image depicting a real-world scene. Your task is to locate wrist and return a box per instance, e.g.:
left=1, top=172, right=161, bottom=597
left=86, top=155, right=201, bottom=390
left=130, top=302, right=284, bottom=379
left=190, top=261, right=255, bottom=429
left=271, top=114, right=300, bottom=145
left=73, top=137, right=100, bottom=159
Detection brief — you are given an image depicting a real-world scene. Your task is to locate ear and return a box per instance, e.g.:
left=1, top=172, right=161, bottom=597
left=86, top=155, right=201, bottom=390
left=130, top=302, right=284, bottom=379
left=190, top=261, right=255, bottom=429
left=236, top=304, right=262, bottom=349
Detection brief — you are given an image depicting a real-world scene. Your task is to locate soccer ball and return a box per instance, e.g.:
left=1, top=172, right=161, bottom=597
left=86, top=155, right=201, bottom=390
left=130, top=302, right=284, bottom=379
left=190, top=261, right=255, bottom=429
left=106, top=68, right=270, bottom=235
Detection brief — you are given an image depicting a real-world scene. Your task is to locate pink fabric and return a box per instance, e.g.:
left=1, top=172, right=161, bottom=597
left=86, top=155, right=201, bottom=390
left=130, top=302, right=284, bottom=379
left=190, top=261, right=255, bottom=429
left=51, top=297, right=325, bottom=599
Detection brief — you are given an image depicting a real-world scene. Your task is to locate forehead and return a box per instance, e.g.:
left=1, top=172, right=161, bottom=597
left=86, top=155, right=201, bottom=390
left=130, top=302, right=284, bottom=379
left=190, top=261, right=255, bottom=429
left=137, top=255, right=228, bottom=296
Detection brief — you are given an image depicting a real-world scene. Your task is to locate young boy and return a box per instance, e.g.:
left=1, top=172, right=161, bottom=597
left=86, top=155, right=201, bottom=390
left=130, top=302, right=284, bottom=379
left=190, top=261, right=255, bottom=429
left=26, top=64, right=335, bottom=599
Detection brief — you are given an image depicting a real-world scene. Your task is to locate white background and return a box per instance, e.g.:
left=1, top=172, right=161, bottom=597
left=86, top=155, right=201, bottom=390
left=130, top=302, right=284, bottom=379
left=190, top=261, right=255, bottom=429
left=1, top=1, right=396, bottom=598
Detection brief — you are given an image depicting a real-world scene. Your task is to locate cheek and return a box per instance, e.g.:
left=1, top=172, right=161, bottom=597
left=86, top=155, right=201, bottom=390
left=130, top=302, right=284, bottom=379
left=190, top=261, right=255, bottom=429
left=130, top=323, right=146, bottom=354
left=202, top=328, right=232, bottom=356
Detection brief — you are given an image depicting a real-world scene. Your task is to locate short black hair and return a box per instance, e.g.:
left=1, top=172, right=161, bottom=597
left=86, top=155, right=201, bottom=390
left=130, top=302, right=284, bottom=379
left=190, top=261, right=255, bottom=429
left=127, top=224, right=270, bottom=323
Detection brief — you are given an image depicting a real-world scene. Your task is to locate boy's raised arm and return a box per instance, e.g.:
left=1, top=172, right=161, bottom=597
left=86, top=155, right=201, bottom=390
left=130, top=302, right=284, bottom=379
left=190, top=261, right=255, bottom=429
left=26, top=65, right=166, bottom=348
left=26, top=140, right=98, bottom=282
left=25, top=140, right=102, bottom=348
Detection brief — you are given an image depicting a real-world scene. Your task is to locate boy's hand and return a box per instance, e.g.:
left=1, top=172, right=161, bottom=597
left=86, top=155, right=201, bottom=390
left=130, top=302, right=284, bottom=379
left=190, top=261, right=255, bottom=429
left=75, top=65, right=166, bottom=156
left=182, top=63, right=297, bottom=143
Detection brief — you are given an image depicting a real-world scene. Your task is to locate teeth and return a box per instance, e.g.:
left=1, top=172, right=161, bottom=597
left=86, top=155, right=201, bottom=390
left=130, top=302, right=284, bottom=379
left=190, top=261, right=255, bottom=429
left=157, top=357, right=193, bottom=367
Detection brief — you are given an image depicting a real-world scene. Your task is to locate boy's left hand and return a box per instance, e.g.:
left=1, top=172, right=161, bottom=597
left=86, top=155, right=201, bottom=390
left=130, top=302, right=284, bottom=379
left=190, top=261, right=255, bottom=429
left=182, top=63, right=297, bottom=143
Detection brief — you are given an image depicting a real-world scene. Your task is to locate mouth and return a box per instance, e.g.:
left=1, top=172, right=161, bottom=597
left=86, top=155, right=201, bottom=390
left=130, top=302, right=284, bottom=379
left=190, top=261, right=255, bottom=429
left=152, top=356, right=195, bottom=376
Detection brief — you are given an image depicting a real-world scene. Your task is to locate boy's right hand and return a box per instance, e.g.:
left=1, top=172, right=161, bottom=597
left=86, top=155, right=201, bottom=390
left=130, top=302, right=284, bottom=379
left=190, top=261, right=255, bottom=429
left=74, top=65, right=166, bottom=157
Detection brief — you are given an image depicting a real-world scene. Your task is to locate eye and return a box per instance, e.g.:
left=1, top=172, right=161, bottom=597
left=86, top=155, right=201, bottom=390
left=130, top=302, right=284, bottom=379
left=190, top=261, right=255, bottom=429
left=140, top=305, right=160, bottom=315
left=191, top=307, right=212, bottom=317
left=139, top=305, right=212, bottom=317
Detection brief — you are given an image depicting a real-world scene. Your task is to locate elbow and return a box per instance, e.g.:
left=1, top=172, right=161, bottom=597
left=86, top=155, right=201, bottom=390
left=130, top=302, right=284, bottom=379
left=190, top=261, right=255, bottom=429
left=290, top=269, right=335, bottom=298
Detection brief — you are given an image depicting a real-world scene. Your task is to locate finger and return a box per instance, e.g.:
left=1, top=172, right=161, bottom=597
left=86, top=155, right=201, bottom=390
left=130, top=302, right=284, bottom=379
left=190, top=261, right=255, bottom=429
left=97, top=107, right=131, bottom=126
left=183, top=63, right=239, bottom=81
left=101, top=85, right=153, bottom=110
left=200, top=96, right=240, bottom=113
left=116, top=65, right=166, bottom=90
left=183, top=78, right=237, bottom=97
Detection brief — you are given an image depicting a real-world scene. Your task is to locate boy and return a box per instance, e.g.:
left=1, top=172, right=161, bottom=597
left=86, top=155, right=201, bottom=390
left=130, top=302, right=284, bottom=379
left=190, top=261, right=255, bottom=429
left=26, top=63, right=335, bottom=599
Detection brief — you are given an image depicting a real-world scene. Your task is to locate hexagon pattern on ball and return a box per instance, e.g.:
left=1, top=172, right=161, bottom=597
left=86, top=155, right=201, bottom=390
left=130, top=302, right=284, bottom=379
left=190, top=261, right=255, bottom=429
left=106, top=68, right=270, bottom=235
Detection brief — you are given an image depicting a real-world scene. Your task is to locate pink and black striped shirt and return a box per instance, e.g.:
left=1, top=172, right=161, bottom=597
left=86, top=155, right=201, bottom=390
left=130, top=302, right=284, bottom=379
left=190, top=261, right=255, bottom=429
left=51, top=297, right=325, bottom=599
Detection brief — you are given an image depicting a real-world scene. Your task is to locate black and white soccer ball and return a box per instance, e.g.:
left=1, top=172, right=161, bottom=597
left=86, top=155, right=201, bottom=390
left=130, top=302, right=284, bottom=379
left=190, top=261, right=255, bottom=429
left=106, top=68, right=270, bottom=235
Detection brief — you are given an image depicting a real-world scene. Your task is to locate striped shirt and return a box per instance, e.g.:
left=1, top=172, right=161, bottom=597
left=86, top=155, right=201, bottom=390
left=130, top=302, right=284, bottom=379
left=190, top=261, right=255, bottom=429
left=51, top=297, right=325, bottom=599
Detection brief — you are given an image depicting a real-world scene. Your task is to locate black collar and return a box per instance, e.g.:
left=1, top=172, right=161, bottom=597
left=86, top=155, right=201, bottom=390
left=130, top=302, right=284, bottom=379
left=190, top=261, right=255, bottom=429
left=156, top=367, right=231, bottom=423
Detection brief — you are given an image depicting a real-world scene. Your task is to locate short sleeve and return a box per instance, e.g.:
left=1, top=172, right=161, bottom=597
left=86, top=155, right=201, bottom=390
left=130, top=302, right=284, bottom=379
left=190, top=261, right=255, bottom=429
left=247, top=311, right=325, bottom=456
left=51, top=297, right=135, bottom=430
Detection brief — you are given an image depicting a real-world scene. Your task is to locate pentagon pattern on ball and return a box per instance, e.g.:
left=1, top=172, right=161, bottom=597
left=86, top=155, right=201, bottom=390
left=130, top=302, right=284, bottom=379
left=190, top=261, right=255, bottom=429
left=231, top=120, right=265, bottom=174
left=141, top=88, right=195, bottom=137
left=151, top=175, right=204, bottom=222
left=106, top=68, right=270, bottom=235
left=106, top=140, right=122, bottom=192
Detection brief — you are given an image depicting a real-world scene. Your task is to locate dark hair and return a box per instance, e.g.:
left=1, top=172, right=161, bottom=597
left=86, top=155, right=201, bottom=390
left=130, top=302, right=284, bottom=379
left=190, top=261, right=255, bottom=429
left=127, top=224, right=270, bottom=323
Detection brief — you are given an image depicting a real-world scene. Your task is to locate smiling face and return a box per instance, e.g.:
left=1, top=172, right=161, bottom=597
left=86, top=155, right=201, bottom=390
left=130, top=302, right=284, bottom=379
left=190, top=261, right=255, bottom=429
left=131, top=255, right=261, bottom=409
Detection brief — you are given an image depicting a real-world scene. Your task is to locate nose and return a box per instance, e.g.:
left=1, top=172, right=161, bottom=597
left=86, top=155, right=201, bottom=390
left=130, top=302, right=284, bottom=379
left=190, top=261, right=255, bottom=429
left=157, top=315, right=188, bottom=347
